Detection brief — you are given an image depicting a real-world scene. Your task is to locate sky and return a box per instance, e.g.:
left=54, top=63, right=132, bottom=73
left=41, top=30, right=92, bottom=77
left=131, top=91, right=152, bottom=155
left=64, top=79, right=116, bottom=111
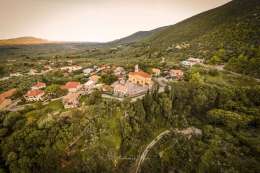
left=0, top=0, right=231, bottom=42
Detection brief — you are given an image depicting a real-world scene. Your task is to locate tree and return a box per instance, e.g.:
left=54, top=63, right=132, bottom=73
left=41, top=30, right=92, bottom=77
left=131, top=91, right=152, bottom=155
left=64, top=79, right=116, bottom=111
left=3, top=112, right=22, bottom=129
left=190, top=72, right=204, bottom=84
left=99, top=74, right=117, bottom=85
left=85, top=90, right=102, bottom=105
left=46, top=84, right=67, bottom=98
left=207, top=109, right=253, bottom=129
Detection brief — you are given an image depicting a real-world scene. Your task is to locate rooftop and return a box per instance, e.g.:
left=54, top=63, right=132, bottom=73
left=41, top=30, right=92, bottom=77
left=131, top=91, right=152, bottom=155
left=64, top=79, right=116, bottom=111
left=63, top=81, right=81, bottom=89
left=129, top=71, right=151, bottom=78
left=26, top=89, right=45, bottom=97
left=0, top=89, right=17, bottom=99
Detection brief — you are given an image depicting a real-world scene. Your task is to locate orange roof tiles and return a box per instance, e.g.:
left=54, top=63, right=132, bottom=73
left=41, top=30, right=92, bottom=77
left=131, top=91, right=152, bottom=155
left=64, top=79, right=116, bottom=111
left=63, top=82, right=81, bottom=89
left=0, top=89, right=16, bottom=99
left=26, top=89, right=45, bottom=97
left=129, top=71, right=151, bottom=78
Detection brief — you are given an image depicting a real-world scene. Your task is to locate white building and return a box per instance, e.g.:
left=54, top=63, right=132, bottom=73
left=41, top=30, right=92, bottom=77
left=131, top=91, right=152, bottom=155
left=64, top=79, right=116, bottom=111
left=83, top=68, right=94, bottom=76
left=83, top=80, right=96, bottom=93
left=114, top=67, right=126, bottom=76
left=60, top=66, right=82, bottom=73
left=181, top=58, right=204, bottom=67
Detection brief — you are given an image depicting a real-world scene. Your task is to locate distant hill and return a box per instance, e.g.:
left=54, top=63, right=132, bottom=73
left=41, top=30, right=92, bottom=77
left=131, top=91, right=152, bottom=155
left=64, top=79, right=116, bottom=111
left=109, top=26, right=168, bottom=45
left=0, top=37, right=55, bottom=45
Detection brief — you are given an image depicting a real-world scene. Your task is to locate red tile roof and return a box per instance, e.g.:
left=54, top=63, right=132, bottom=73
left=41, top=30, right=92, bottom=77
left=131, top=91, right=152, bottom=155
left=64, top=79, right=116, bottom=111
left=26, top=89, right=45, bottom=97
left=0, top=89, right=16, bottom=99
left=63, top=82, right=81, bottom=89
left=129, top=71, right=151, bottom=78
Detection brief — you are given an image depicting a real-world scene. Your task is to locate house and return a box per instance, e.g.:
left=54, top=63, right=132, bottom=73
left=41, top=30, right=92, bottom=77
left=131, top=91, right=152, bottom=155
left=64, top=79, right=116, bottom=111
left=181, top=58, right=204, bottom=67
left=62, top=82, right=82, bottom=92
left=0, top=89, right=17, bottom=99
left=60, top=65, right=82, bottom=73
left=114, top=67, right=126, bottom=76
left=62, top=93, right=80, bottom=109
left=128, top=65, right=153, bottom=87
left=24, top=89, right=45, bottom=102
left=181, top=61, right=192, bottom=67
left=169, top=70, right=184, bottom=80
left=113, top=81, right=148, bottom=97
left=187, top=58, right=204, bottom=64
left=83, top=80, right=96, bottom=93
left=83, top=68, right=94, bottom=76
left=31, top=82, right=46, bottom=90
left=89, top=75, right=101, bottom=83
left=152, top=68, right=161, bottom=76
left=0, top=89, right=17, bottom=109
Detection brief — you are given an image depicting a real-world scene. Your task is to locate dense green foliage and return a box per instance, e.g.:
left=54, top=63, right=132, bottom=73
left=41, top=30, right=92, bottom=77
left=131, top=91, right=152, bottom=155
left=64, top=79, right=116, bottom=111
left=99, top=74, right=118, bottom=85
left=0, top=79, right=259, bottom=173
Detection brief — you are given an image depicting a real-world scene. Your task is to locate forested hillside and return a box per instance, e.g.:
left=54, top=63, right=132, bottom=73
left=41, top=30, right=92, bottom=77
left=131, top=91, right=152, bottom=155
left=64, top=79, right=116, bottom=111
left=143, top=0, right=260, bottom=77
left=0, top=77, right=259, bottom=173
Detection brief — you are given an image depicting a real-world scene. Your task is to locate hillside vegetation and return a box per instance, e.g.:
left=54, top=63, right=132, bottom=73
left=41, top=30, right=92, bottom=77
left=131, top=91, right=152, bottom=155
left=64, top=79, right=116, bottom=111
left=1, top=0, right=259, bottom=78
left=142, top=0, right=260, bottom=77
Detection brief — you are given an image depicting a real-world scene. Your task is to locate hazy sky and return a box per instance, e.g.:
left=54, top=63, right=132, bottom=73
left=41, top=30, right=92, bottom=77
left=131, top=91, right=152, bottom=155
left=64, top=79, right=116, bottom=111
left=0, top=0, right=231, bottom=42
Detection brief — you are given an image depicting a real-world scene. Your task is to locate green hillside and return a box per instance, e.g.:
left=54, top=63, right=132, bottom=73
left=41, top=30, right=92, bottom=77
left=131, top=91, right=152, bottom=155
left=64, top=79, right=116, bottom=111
left=142, top=0, right=260, bottom=77
left=109, top=26, right=168, bottom=45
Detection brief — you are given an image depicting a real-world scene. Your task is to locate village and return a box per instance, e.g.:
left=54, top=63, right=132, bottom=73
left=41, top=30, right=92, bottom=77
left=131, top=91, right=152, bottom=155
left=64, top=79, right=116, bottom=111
left=0, top=57, right=204, bottom=111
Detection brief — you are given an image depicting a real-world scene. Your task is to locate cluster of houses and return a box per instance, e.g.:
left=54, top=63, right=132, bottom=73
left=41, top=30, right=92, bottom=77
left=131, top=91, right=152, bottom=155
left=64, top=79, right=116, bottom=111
left=0, top=57, right=205, bottom=110
left=4, top=64, right=186, bottom=109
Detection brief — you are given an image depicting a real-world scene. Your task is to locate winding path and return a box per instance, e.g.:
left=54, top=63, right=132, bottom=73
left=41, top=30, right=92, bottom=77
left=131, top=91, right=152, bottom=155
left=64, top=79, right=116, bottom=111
left=133, top=127, right=202, bottom=173
left=134, top=130, right=171, bottom=173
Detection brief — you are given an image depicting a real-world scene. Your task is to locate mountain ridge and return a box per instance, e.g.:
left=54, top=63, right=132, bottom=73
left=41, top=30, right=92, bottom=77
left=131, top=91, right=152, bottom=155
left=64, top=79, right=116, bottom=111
left=0, top=36, right=55, bottom=45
